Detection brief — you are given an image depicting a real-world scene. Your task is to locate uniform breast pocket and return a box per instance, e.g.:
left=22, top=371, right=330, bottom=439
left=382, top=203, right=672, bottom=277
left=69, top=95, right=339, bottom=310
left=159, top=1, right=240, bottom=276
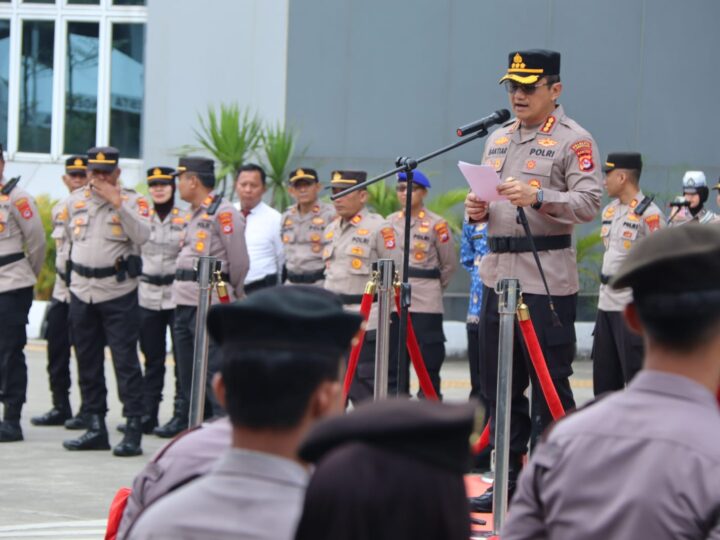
left=619, top=226, right=639, bottom=243
left=412, top=240, right=430, bottom=264
left=105, top=219, right=129, bottom=242
left=72, top=214, right=89, bottom=241
left=281, top=230, right=295, bottom=244
left=484, top=155, right=507, bottom=174
left=346, top=244, right=370, bottom=275
left=0, top=211, right=9, bottom=239
left=522, top=158, right=554, bottom=186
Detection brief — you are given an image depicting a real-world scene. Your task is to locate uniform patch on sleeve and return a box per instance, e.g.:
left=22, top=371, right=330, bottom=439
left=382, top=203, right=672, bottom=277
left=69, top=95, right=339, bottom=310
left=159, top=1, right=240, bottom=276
left=380, top=227, right=396, bottom=249
left=644, top=214, right=661, bottom=232
left=137, top=197, right=149, bottom=217
left=570, top=140, right=595, bottom=172
left=434, top=221, right=450, bottom=243
left=218, top=212, right=234, bottom=234
left=14, top=198, right=33, bottom=219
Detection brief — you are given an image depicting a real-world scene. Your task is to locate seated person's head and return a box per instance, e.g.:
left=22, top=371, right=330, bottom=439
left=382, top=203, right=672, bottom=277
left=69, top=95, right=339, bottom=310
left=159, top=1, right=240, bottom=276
left=294, top=399, right=480, bottom=540
left=207, top=286, right=362, bottom=432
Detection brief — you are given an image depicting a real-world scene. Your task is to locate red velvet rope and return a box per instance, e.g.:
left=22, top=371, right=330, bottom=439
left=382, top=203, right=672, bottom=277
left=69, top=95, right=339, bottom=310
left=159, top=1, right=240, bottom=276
left=471, top=421, right=490, bottom=455
left=394, top=288, right=439, bottom=401
left=341, top=292, right=375, bottom=401
left=518, top=318, right=565, bottom=421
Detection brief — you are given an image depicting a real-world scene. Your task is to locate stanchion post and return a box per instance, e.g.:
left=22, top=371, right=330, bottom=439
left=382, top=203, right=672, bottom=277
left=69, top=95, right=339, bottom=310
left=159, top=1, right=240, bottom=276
left=373, top=259, right=394, bottom=400
left=189, top=256, right=219, bottom=428
left=493, top=277, right=520, bottom=534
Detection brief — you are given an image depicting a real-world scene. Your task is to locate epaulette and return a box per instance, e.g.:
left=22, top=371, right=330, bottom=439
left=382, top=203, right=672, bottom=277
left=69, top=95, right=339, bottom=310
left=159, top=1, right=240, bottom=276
left=1, top=176, right=21, bottom=195
left=206, top=194, right=223, bottom=215
left=633, top=195, right=654, bottom=217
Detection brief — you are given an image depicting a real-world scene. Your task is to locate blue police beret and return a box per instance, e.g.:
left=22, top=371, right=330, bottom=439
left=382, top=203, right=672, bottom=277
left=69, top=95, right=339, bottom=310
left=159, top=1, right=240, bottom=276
left=397, top=170, right=431, bottom=189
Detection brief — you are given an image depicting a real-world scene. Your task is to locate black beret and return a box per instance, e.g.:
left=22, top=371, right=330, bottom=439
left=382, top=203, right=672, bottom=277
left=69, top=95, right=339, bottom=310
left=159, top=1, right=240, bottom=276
left=289, top=168, right=319, bottom=184
left=146, top=166, right=175, bottom=184
left=328, top=170, right=368, bottom=190
left=499, top=49, right=561, bottom=85
left=611, top=224, right=720, bottom=309
left=603, top=152, right=642, bottom=174
left=87, top=146, right=119, bottom=172
left=207, top=285, right=362, bottom=357
left=65, top=155, right=88, bottom=173
left=299, top=399, right=482, bottom=474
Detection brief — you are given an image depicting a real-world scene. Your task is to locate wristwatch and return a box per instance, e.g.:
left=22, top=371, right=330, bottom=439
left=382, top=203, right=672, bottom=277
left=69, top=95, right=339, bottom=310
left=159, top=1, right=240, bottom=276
left=531, top=188, right=544, bottom=210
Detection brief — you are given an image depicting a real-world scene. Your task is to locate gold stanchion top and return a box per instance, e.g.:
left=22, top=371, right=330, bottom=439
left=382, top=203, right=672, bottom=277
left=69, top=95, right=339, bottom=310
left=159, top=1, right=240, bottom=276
left=364, top=271, right=379, bottom=295
left=517, top=294, right=530, bottom=322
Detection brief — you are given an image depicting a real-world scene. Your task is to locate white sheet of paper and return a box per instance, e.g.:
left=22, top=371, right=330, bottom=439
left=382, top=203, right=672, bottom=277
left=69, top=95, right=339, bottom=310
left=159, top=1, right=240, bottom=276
left=458, top=161, right=506, bottom=202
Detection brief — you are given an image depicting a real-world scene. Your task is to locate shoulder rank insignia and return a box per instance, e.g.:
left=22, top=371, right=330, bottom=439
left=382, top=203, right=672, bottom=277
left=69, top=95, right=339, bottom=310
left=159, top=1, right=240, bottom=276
left=539, top=115, right=556, bottom=134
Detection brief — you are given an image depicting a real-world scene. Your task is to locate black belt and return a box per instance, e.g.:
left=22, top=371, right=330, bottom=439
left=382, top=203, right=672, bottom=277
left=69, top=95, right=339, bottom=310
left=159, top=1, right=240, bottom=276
left=141, top=273, right=175, bottom=286
left=287, top=269, right=325, bottom=284
left=488, top=234, right=572, bottom=253
left=0, top=252, right=24, bottom=268
left=244, top=273, right=279, bottom=294
left=175, top=268, right=230, bottom=282
left=339, top=293, right=377, bottom=305
left=72, top=261, right=119, bottom=279
left=408, top=267, right=441, bottom=279
left=600, top=273, right=612, bottom=285
left=56, top=269, right=68, bottom=283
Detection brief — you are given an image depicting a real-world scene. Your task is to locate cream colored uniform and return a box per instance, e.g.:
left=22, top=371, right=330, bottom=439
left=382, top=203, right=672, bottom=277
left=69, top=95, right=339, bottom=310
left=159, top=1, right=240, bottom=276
left=50, top=200, right=71, bottom=302
left=0, top=184, right=45, bottom=292
left=139, top=207, right=189, bottom=311
left=281, top=201, right=335, bottom=285
left=64, top=186, right=150, bottom=303
left=670, top=206, right=717, bottom=226
left=386, top=208, right=457, bottom=314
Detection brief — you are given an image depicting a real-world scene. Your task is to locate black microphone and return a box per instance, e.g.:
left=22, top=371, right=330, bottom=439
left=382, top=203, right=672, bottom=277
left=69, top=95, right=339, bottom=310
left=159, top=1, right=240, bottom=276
left=669, top=196, right=690, bottom=208
left=456, top=109, right=511, bottom=137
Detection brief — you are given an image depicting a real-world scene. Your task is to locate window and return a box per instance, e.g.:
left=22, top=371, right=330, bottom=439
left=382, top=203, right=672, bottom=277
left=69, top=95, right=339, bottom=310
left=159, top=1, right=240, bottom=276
left=0, top=0, right=147, bottom=160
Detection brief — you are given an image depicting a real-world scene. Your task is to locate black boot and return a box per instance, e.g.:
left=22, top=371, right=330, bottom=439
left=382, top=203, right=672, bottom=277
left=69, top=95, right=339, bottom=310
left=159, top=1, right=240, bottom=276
left=62, top=414, right=110, bottom=451
left=64, top=412, right=90, bottom=430
left=31, top=406, right=72, bottom=426
left=113, top=417, right=143, bottom=457
left=117, top=415, right=158, bottom=435
left=0, top=420, right=23, bottom=442
left=153, top=415, right=188, bottom=439
left=469, top=452, right=522, bottom=513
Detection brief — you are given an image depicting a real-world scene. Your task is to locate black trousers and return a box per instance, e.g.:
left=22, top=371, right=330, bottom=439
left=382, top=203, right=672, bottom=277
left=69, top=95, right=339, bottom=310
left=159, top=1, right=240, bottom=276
left=173, top=305, right=222, bottom=418
left=0, top=286, right=33, bottom=419
left=351, top=313, right=400, bottom=403
left=478, top=286, right=577, bottom=455
left=591, top=309, right=643, bottom=395
left=467, top=322, right=482, bottom=400
left=409, top=312, right=446, bottom=399
left=69, top=290, right=144, bottom=418
left=138, top=307, right=183, bottom=417
left=44, top=299, right=72, bottom=409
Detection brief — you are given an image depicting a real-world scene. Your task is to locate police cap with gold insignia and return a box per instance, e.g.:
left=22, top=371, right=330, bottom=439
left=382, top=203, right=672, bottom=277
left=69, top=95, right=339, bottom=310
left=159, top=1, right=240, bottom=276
left=611, top=224, right=720, bottom=311
left=146, top=166, right=175, bottom=185
left=289, top=168, right=319, bottom=184
left=713, top=177, right=720, bottom=191
left=65, top=155, right=88, bottom=174
left=299, top=399, right=480, bottom=474
left=207, top=285, right=362, bottom=358
left=603, top=152, right=642, bottom=174
left=87, top=146, right=120, bottom=172
left=499, top=49, right=561, bottom=85
left=171, top=156, right=214, bottom=178
left=397, top=170, right=431, bottom=189
left=328, top=170, right=368, bottom=190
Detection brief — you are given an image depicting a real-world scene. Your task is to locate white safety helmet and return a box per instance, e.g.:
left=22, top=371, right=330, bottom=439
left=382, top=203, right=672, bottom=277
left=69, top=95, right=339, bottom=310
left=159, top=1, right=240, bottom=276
left=682, top=170, right=707, bottom=193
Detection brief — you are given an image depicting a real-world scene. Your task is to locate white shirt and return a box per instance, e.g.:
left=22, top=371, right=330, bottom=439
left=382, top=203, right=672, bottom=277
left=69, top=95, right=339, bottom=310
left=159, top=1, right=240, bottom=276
left=235, top=200, right=284, bottom=284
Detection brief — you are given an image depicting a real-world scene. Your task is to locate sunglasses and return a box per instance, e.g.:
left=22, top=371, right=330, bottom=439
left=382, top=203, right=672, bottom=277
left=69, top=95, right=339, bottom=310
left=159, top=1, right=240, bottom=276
left=503, top=80, right=552, bottom=95
left=148, top=181, right=172, bottom=188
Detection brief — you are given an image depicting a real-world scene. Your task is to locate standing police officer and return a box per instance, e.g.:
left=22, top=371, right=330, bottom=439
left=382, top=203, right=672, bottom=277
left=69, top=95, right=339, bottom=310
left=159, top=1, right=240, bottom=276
left=62, top=147, right=150, bottom=456
left=323, top=170, right=397, bottom=401
left=32, top=156, right=90, bottom=427
left=592, top=153, right=666, bottom=395
left=465, top=50, right=602, bottom=511
left=164, top=157, right=248, bottom=437
left=387, top=170, right=457, bottom=397
left=0, top=145, right=46, bottom=442
left=670, top=171, right=717, bottom=225
left=281, top=168, right=336, bottom=286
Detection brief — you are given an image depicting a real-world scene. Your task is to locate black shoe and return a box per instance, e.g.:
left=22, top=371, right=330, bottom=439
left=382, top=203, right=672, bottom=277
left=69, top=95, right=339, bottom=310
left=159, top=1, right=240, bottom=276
left=64, top=412, right=90, bottom=431
left=117, top=415, right=158, bottom=435
left=113, top=417, right=143, bottom=457
left=0, top=421, right=23, bottom=442
left=153, top=416, right=187, bottom=439
left=63, top=414, right=110, bottom=451
left=469, top=482, right=518, bottom=513
left=31, top=407, right=72, bottom=426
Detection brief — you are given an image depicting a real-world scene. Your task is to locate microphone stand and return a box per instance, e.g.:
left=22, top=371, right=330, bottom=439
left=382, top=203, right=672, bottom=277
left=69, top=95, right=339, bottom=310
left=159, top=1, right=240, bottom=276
left=331, top=128, right=490, bottom=396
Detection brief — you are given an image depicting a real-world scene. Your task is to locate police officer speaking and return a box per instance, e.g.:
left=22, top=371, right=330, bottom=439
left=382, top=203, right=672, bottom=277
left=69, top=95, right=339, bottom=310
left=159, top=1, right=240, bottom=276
left=62, top=147, right=151, bottom=457
left=464, top=50, right=602, bottom=511
left=0, top=145, right=46, bottom=442
left=592, top=153, right=666, bottom=395
left=670, top=171, right=717, bottom=225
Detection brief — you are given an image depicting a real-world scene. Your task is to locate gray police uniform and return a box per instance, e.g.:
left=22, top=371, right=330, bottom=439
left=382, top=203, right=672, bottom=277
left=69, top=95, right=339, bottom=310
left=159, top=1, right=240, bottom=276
left=138, top=206, right=189, bottom=423
left=281, top=201, right=335, bottom=285
left=671, top=206, right=717, bottom=226
left=0, top=181, right=45, bottom=426
left=65, top=185, right=150, bottom=419
left=502, top=371, right=720, bottom=540
left=592, top=192, right=665, bottom=394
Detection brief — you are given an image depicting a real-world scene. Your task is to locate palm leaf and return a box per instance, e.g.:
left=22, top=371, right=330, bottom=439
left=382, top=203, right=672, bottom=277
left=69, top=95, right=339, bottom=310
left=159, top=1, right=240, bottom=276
left=261, top=123, right=299, bottom=212
left=366, top=180, right=400, bottom=217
